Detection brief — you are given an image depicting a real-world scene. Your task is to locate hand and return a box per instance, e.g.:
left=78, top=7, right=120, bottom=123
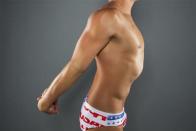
left=37, top=88, right=60, bottom=115
left=37, top=88, right=48, bottom=101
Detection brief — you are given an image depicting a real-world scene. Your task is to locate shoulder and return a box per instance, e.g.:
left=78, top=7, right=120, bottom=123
left=90, top=8, right=121, bottom=23
left=86, top=8, right=121, bottom=34
left=90, top=8, right=118, bottom=19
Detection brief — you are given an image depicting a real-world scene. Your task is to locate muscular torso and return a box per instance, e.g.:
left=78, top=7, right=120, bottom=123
left=87, top=7, right=144, bottom=113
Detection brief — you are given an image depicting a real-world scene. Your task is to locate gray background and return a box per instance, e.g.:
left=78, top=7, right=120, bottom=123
left=1, top=0, right=196, bottom=131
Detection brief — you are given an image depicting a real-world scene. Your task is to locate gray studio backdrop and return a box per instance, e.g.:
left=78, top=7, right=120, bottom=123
left=1, top=0, right=196, bottom=131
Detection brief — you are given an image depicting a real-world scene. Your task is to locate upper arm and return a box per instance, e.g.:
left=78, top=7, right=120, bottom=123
left=70, top=10, right=117, bottom=72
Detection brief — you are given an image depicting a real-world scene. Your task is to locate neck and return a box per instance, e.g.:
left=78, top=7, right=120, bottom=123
left=108, top=0, right=136, bottom=16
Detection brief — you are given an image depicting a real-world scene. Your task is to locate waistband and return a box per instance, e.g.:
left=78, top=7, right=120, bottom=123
left=83, top=95, right=125, bottom=120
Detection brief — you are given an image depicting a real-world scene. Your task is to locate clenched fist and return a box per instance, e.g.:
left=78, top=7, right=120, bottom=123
left=37, top=88, right=59, bottom=115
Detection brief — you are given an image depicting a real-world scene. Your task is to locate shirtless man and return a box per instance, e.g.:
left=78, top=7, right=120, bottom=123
left=37, top=0, right=144, bottom=131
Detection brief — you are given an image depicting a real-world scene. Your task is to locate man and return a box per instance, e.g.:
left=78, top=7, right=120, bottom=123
left=37, top=0, right=144, bottom=131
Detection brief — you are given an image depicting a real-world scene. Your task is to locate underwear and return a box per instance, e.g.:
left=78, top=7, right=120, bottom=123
left=79, top=95, right=127, bottom=131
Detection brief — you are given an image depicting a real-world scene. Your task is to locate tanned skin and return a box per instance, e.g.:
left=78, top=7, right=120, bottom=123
left=37, top=0, right=144, bottom=130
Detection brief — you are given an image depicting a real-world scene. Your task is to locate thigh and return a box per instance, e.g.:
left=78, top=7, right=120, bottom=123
left=87, top=126, right=124, bottom=131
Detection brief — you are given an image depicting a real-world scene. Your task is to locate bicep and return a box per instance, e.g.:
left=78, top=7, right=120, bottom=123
left=70, top=29, right=111, bottom=72
left=70, top=12, right=115, bottom=72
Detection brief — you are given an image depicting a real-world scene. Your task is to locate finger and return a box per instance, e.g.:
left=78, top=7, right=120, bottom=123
left=44, top=104, right=59, bottom=115
left=46, top=110, right=57, bottom=115
left=47, top=106, right=56, bottom=114
left=53, top=105, right=59, bottom=112
left=50, top=105, right=59, bottom=114
left=44, top=108, right=53, bottom=115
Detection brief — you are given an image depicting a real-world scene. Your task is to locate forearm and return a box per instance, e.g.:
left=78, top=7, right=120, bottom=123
left=38, top=60, right=84, bottom=111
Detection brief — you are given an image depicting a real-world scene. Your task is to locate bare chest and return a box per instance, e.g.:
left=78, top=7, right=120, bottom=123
left=119, top=16, right=144, bottom=51
left=96, top=16, right=145, bottom=79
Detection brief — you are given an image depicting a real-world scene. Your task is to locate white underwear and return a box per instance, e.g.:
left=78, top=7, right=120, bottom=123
left=79, top=96, right=127, bottom=131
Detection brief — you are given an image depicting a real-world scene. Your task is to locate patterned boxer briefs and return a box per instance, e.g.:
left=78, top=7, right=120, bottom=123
left=79, top=96, right=127, bottom=131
